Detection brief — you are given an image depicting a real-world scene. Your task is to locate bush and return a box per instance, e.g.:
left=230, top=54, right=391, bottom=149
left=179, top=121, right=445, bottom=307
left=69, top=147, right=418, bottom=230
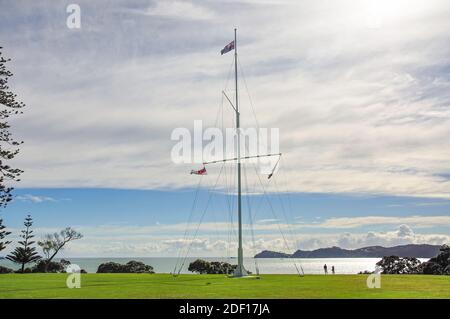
left=420, top=245, right=449, bottom=275
left=30, top=259, right=76, bottom=273
left=0, top=265, right=13, bottom=274
left=97, top=260, right=154, bottom=273
left=444, top=265, right=450, bottom=275
left=60, top=259, right=72, bottom=268
left=421, top=262, right=443, bottom=275
left=32, top=260, right=67, bottom=273
left=97, top=262, right=122, bottom=273
left=375, top=245, right=449, bottom=275
left=188, top=259, right=238, bottom=275
left=188, top=259, right=211, bottom=274
left=124, top=260, right=154, bottom=273
left=376, top=256, right=422, bottom=274
left=15, top=267, right=32, bottom=273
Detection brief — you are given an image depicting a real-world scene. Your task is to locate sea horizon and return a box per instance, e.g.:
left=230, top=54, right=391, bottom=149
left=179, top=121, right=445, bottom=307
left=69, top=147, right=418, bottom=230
left=0, top=257, right=430, bottom=275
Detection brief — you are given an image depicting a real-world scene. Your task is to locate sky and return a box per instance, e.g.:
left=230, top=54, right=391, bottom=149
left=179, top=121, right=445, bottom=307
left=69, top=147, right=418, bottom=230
left=0, top=0, right=449, bottom=257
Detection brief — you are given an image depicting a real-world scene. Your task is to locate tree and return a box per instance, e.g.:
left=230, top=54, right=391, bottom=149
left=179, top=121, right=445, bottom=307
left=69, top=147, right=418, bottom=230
left=376, top=255, right=422, bottom=274
left=420, top=245, right=450, bottom=275
left=0, top=217, right=11, bottom=252
left=0, top=47, right=25, bottom=208
left=6, top=215, right=41, bottom=272
left=188, top=259, right=211, bottom=274
left=97, top=261, right=154, bottom=274
left=38, top=227, right=83, bottom=272
left=31, top=259, right=70, bottom=273
left=188, top=259, right=238, bottom=275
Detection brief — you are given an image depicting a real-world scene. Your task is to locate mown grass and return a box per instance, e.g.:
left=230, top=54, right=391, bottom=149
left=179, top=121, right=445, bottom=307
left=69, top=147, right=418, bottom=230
left=0, top=274, right=448, bottom=299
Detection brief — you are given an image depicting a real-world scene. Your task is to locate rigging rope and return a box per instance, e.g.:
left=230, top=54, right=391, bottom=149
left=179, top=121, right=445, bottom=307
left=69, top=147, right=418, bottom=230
left=172, top=176, right=204, bottom=275
left=251, top=161, right=303, bottom=277
left=276, top=156, right=305, bottom=275
left=243, top=162, right=260, bottom=276
left=271, top=174, right=305, bottom=276
left=174, top=48, right=304, bottom=278
left=239, top=59, right=304, bottom=277
left=176, top=163, right=226, bottom=275
left=238, top=59, right=261, bottom=130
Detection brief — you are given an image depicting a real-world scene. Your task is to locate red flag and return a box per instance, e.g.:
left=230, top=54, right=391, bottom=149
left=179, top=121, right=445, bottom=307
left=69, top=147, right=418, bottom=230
left=190, top=167, right=207, bottom=175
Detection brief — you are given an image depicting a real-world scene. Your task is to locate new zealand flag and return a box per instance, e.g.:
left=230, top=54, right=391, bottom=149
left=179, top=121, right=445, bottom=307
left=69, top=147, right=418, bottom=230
left=221, top=41, right=235, bottom=55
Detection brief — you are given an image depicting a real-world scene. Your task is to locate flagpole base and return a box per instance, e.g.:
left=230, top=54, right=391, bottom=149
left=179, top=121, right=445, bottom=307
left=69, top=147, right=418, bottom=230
left=232, top=266, right=249, bottom=278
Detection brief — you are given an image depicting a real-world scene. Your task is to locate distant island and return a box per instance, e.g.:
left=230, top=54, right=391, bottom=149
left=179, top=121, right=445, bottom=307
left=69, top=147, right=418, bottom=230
left=255, top=244, right=442, bottom=258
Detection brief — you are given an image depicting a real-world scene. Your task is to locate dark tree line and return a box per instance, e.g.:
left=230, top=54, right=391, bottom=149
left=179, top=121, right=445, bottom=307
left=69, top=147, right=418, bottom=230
left=97, top=261, right=154, bottom=274
left=188, top=259, right=242, bottom=275
left=0, top=217, right=10, bottom=252
left=0, top=47, right=25, bottom=208
left=375, top=245, right=450, bottom=275
left=0, top=47, right=24, bottom=261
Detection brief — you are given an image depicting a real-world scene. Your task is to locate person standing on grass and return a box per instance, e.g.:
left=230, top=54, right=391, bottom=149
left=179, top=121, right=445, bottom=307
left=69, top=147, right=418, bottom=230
left=332, top=265, right=335, bottom=274
left=324, top=264, right=328, bottom=274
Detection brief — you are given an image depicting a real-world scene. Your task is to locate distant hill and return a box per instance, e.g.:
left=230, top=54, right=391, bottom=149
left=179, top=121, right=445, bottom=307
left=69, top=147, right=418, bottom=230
left=254, top=244, right=442, bottom=258
left=254, top=250, right=291, bottom=258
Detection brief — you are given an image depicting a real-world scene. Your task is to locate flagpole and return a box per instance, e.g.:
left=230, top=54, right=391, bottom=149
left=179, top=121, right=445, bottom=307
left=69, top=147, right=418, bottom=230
left=234, top=28, right=247, bottom=277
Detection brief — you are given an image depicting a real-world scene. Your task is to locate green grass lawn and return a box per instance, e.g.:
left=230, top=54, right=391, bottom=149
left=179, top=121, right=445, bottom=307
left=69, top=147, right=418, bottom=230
left=0, top=274, right=448, bottom=299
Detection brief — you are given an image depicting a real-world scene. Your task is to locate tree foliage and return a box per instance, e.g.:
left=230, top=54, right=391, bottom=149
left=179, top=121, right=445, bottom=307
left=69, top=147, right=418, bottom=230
left=376, top=255, right=422, bottom=274
left=96, top=261, right=154, bottom=273
left=375, top=246, right=450, bottom=275
left=0, top=265, right=13, bottom=273
left=188, top=259, right=238, bottom=275
left=0, top=217, right=11, bottom=251
left=420, top=245, right=450, bottom=275
left=0, top=47, right=25, bottom=208
left=6, top=215, right=41, bottom=272
left=31, top=259, right=71, bottom=273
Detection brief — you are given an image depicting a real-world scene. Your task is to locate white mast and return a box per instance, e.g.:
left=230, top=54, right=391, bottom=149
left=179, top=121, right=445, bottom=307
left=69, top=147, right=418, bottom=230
left=233, top=28, right=248, bottom=277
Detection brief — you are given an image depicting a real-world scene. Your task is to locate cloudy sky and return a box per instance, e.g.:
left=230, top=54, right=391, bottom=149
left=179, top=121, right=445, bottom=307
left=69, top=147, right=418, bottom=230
left=0, top=0, right=449, bottom=257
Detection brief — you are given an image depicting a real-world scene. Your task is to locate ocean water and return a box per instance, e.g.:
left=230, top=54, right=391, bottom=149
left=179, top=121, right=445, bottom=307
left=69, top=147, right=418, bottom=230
left=0, top=257, right=429, bottom=274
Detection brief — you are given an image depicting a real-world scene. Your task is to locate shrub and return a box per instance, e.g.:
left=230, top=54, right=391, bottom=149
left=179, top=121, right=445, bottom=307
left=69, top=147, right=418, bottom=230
left=375, top=245, right=449, bottom=275
left=420, top=245, right=449, bottom=275
left=15, top=267, right=32, bottom=273
left=0, top=265, right=13, bottom=274
left=444, top=265, right=450, bottom=275
left=376, top=256, right=422, bottom=274
left=188, top=259, right=211, bottom=274
left=97, top=260, right=154, bottom=273
left=124, top=260, right=154, bottom=273
left=421, top=262, right=443, bottom=275
left=32, top=260, right=66, bottom=273
left=97, top=262, right=123, bottom=273
left=188, top=259, right=238, bottom=275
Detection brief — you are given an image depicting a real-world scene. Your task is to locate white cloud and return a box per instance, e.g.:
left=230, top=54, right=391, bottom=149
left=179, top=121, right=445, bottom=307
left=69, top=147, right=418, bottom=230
left=54, top=226, right=450, bottom=256
left=3, top=219, right=448, bottom=257
left=334, top=226, right=449, bottom=250
left=397, top=224, right=414, bottom=237
left=311, top=215, right=450, bottom=229
left=137, top=1, right=215, bottom=20
left=2, top=0, right=450, bottom=199
left=256, top=218, right=280, bottom=224
left=15, top=194, right=58, bottom=203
